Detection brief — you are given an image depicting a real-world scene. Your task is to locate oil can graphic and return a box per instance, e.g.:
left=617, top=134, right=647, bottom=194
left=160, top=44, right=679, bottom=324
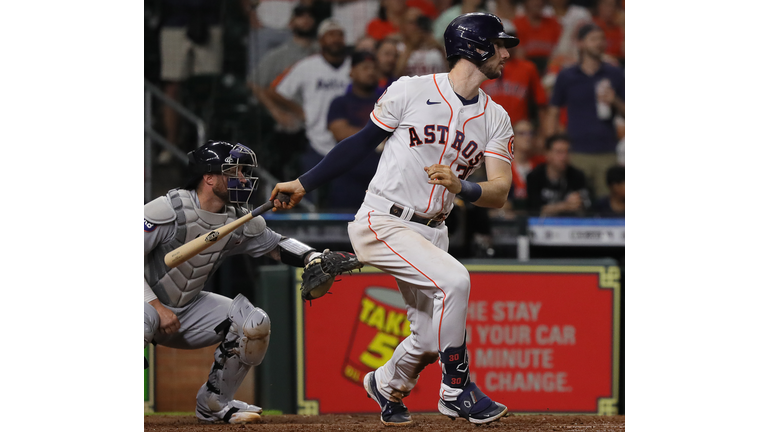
left=342, top=287, right=411, bottom=385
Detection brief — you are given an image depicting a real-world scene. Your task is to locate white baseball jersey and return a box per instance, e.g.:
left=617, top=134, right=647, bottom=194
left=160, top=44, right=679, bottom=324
left=368, top=73, right=514, bottom=217
left=276, top=54, right=351, bottom=156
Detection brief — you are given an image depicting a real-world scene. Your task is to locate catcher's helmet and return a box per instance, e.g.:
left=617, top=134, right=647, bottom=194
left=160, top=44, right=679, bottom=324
left=185, top=141, right=259, bottom=206
left=444, top=13, right=519, bottom=63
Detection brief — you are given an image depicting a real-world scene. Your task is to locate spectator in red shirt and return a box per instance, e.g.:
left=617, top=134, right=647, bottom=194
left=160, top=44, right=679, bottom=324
left=366, top=0, right=439, bottom=41
left=480, top=41, right=548, bottom=127
left=367, top=0, right=409, bottom=41
left=593, top=0, right=624, bottom=63
left=513, top=0, right=562, bottom=75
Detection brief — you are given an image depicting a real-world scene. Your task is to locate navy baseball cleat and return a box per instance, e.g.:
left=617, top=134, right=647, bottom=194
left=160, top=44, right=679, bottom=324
left=364, top=371, right=413, bottom=426
left=437, top=382, right=508, bottom=424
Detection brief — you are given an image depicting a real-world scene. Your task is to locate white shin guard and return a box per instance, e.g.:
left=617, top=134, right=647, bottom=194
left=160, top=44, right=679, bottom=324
left=196, top=343, right=253, bottom=414
left=197, top=294, right=271, bottom=415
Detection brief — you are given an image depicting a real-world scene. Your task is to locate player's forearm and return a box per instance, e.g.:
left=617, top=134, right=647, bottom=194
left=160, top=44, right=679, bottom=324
left=473, top=178, right=511, bottom=208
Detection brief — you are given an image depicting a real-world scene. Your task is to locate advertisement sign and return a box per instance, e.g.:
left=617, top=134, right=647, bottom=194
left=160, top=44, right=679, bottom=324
left=527, top=218, right=625, bottom=246
left=296, top=263, right=620, bottom=415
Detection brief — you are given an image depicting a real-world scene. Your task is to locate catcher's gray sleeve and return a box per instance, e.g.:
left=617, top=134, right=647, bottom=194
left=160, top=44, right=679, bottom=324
left=230, top=227, right=282, bottom=258
left=144, top=221, right=175, bottom=256
left=144, top=221, right=175, bottom=302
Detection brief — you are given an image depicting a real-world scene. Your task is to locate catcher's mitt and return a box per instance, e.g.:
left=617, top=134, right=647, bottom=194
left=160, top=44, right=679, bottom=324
left=301, top=249, right=363, bottom=302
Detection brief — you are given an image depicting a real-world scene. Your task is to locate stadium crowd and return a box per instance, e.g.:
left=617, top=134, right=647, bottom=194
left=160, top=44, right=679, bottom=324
left=146, top=0, right=624, bottom=220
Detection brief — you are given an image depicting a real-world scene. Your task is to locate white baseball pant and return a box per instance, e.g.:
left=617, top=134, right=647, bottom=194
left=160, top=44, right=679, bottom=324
left=348, top=192, right=471, bottom=402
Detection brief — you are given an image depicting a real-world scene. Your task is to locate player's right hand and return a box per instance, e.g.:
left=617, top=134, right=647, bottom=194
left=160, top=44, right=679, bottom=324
left=150, top=299, right=181, bottom=335
left=270, top=179, right=307, bottom=211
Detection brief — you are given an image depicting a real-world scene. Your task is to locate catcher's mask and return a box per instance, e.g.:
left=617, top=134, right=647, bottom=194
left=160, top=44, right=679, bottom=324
left=186, top=141, right=260, bottom=208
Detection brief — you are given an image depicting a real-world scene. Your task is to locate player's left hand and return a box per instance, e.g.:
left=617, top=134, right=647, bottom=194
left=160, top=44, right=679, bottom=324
left=425, top=164, right=461, bottom=194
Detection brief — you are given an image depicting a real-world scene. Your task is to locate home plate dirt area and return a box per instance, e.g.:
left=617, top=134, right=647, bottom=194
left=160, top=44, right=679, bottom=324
left=144, top=413, right=625, bottom=431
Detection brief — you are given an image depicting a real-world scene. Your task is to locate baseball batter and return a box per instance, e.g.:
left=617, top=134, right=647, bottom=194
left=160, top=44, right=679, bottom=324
left=144, top=141, right=359, bottom=424
left=270, top=13, right=518, bottom=426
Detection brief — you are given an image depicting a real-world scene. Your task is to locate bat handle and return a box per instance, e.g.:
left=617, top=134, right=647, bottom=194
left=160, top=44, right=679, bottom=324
left=276, top=192, right=291, bottom=205
left=249, top=193, right=291, bottom=216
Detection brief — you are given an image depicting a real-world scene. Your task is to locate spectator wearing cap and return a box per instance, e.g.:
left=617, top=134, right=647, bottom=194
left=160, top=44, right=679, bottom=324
left=526, top=134, right=590, bottom=216
left=593, top=165, right=624, bottom=217
left=513, top=0, right=562, bottom=76
left=324, top=51, right=384, bottom=209
left=267, top=18, right=351, bottom=181
left=544, top=23, right=624, bottom=199
left=393, top=8, right=447, bottom=77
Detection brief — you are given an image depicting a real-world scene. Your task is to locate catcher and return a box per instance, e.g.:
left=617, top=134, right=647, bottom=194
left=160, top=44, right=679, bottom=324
left=144, top=141, right=361, bottom=424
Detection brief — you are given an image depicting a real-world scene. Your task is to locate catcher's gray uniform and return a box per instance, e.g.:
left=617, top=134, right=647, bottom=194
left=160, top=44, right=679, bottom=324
left=144, top=188, right=281, bottom=422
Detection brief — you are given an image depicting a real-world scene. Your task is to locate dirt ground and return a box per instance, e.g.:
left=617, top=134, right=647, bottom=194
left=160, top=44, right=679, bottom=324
left=145, top=413, right=625, bottom=431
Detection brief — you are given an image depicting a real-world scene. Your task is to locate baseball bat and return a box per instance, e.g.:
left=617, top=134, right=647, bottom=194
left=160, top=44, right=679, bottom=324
left=163, top=193, right=290, bottom=269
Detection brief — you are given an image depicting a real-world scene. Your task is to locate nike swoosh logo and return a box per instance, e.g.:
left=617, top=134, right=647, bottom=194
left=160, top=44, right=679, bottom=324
left=426, top=99, right=441, bottom=105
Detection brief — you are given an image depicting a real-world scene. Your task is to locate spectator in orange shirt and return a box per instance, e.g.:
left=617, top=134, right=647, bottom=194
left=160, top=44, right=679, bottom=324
left=593, top=0, right=624, bottom=63
left=513, top=0, right=562, bottom=75
left=366, top=0, right=440, bottom=41
left=367, top=0, right=409, bottom=41
left=480, top=40, right=548, bottom=128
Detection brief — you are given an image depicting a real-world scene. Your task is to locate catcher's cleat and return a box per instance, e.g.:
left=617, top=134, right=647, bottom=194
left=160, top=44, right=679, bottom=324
left=195, top=399, right=262, bottom=424
left=364, top=371, right=413, bottom=426
left=437, top=382, right=508, bottom=425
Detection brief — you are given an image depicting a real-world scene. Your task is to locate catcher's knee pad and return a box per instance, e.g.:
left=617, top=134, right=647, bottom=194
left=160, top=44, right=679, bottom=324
left=144, top=302, right=160, bottom=348
left=227, top=294, right=271, bottom=366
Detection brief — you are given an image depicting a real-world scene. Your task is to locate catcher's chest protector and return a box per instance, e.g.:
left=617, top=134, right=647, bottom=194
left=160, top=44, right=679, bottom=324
left=145, top=189, right=246, bottom=307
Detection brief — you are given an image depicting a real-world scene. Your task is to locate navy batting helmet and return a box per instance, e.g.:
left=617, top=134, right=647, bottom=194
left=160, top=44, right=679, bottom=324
left=444, top=13, right=519, bottom=63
